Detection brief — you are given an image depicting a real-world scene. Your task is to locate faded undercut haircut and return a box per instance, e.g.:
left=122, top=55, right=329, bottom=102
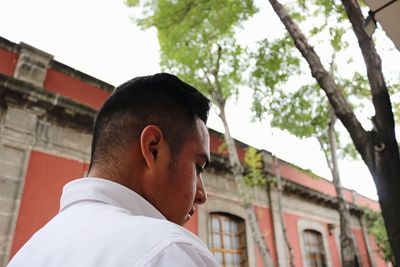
left=89, top=73, right=211, bottom=169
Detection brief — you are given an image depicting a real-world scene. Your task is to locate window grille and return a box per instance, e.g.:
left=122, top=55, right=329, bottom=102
left=303, top=229, right=327, bottom=267
left=208, top=213, right=248, bottom=267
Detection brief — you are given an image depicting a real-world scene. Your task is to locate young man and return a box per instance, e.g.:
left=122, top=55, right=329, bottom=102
left=8, top=73, right=219, bottom=266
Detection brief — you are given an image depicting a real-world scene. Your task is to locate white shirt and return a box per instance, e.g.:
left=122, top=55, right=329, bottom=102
left=8, top=178, right=219, bottom=267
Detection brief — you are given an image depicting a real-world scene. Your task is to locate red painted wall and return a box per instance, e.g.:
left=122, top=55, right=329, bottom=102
left=282, top=213, right=303, bottom=267
left=326, top=227, right=341, bottom=267
left=280, top=163, right=337, bottom=199
left=0, top=49, right=18, bottom=76
left=354, top=228, right=377, bottom=267
left=9, top=151, right=88, bottom=259
left=43, top=69, right=110, bottom=109
left=355, top=196, right=380, bottom=211
left=353, top=228, right=370, bottom=266
left=279, top=213, right=339, bottom=267
left=280, top=213, right=343, bottom=267
left=279, top=162, right=381, bottom=212
left=253, top=205, right=278, bottom=267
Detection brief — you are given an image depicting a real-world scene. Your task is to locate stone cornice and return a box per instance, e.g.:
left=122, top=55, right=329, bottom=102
left=0, top=73, right=96, bottom=132
left=0, top=36, right=115, bottom=93
left=0, top=36, right=19, bottom=53
left=282, top=178, right=364, bottom=215
left=207, top=152, right=364, bottom=215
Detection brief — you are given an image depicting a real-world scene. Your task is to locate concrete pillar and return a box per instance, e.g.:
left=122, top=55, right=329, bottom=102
left=0, top=106, right=37, bottom=266
left=268, top=187, right=288, bottom=267
left=0, top=146, right=27, bottom=267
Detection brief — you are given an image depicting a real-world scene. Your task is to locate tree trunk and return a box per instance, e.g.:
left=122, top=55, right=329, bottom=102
left=218, top=102, right=275, bottom=267
left=327, top=114, right=358, bottom=267
left=267, top=0, right=400, bottom=263
left=359, top=216, right=377, bottom=267
left=272, top=155, right=295, bottom=267
left=365, top=146, right=400, bottom=266
left=340, top=2, right=400, bottom=265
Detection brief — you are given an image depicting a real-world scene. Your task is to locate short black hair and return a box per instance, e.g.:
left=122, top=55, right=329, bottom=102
left=89, top=73, right=211, bottom=169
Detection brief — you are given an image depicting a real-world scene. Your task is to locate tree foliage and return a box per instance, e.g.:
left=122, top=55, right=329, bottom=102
left=249, top=1, right=370, bottom=161
left=243, top=147, right=267, bottom=186
left=364, top=209, right=395, bottom=264
left=127, top=0, right=256, bottom=103
left=126, top=0, right=400, bottom=262
left=264, top=0, right=400, bottom=262
left=126, top=1, right=276, bottom=265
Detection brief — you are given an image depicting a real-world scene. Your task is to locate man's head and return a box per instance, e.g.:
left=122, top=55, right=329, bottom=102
left=88, top=73, right=211, bottom=225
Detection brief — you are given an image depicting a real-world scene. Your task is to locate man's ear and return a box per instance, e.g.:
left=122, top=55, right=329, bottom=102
left=140, top=125, right=164, bottom=170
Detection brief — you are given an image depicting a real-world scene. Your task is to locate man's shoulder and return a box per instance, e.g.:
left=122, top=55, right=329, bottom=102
left=110, top=216, right=218, bottom=266
left=118, top=215, right=202, bottom=246
left=61, top=202, right=204, bottom=249
left=126, top=217, right=218, bottom=267
left=141, top=238, right=220, bottom=267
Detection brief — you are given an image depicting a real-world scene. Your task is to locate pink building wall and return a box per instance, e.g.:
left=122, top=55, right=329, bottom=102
left=0, top=39, right=387, bottom=266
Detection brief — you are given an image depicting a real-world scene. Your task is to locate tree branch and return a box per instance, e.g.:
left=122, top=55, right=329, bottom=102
left=317, top=134, right=333, bottom=171
left=267, top=0, right=371, bottom=160
left=213, top=44, right=223, bottom=89
left=211, top=44, right=226, bottom=108
left=201, top=67, right=215, bottom=96
left=340, top=0, right=397, bottom=150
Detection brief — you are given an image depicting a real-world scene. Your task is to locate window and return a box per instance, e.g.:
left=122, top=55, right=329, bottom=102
left=303, top=230, right=327, bottom=267
left=208, top=213, right=247, bottom=267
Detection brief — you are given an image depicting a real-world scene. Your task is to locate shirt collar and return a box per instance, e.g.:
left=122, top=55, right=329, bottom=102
left=60, top=177, right=166, bottom=220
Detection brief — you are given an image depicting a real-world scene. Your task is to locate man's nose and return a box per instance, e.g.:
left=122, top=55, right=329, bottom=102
left=195, top=177, right=207, bottom=205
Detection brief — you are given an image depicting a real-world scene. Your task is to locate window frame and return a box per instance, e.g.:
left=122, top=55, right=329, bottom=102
left=197, top=195, right=257, bottom=267
left=297, top=219, right=333, bottom=267
left=302, top=229, right=328, bottom=267
left=208, top=213, right=248, bottom=267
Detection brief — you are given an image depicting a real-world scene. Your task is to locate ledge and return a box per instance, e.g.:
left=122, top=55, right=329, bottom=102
left=283, top=178, right=364, bottom=215
left=207, top=152, right=364, bottom=215
left=0, top=73, right=96, bottom=132
left=0, top=36, right=19, bottom=53
left=0, top=36, right=115, bottom=93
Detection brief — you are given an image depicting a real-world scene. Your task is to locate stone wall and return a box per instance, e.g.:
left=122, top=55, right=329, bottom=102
left=0, top=104, right=91, bottom=266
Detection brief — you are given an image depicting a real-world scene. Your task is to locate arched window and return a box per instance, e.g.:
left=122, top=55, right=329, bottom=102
left=303, top=229, right=327, bottom=267
left=208, top=213, right=248, bottom=267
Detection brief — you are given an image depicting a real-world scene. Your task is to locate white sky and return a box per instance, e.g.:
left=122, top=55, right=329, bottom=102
left=1, top=0, right=398, bottom=201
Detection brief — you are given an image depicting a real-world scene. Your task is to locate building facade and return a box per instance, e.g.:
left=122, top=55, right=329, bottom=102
left=0, top=37, right=387, bottom=267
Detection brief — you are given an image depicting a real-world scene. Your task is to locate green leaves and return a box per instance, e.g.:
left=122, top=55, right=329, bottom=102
left=127, top=0, right=256, bottom=106
left=265, top=82, right=330, bottom=139
left=330, top=27, right=347, bottom=52
left=364, top=209, right=395, bottom=264
left=243, top=147, right=267, bottom=186
left=387, top=82, right=400, bottom=125
left=251, top=35, right=301, bottom=94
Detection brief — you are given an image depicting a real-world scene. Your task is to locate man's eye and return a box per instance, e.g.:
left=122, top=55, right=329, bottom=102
left=196, top=165, right=204, bottom=174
